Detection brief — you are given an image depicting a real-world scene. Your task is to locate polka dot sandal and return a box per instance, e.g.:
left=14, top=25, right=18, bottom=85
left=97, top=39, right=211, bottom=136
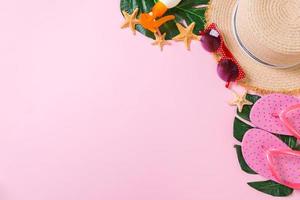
left=242, top=129, right=300, bottom=189
left=250, top=93, right=300, bottom=139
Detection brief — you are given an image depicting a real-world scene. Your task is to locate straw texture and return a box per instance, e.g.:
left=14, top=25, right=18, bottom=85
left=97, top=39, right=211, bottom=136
left=206, top=0, right=300, bottom=94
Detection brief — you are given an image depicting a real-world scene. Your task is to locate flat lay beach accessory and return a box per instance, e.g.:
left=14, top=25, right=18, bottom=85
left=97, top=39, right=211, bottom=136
left=200, top=23, right=245, bottom=86
left=250, top=94, right=300, bottom=138
left=120, top=0, right=300, bottom=197
left=242, top=129, right=300, bottom=190
left=206, top=0, right=300, bottom=94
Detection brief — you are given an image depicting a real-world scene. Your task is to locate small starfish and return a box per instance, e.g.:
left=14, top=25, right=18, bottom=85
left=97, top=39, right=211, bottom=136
left=152, top=32, right=170, bottom=51
left=172, top=22, right=200, bottom=50
left=229, top=91, right=253, bottom=112
left=121, top=8, right=139, bottom=35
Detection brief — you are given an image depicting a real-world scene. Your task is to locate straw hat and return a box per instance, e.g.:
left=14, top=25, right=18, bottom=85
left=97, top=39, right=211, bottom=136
left=206, top=0, right=300, bottom=94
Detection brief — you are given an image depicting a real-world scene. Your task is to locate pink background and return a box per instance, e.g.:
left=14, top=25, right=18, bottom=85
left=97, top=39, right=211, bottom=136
left=0, top=0, right=299, bottom=199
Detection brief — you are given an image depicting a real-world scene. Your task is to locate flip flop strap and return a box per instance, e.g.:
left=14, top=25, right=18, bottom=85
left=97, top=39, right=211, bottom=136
left=279, top=104, right=300, bottom=139
left=266, top=148, right=300, bottom=189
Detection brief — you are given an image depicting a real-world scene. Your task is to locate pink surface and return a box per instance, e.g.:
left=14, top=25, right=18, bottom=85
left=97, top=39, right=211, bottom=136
left=250, top=94, right=300, bottom=136
left=242, top=129, right=300, bottom=185
left=0, top=0, right=300, bottom=199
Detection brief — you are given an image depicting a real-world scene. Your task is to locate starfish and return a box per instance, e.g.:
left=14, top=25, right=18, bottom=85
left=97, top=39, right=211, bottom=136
left=152, top=32, right=170, bottom=51
left=229, top=91, right=253, bottom=112
left=121, top=8, right=139, bottom=35
left=172, top=22, right=200, bottom=50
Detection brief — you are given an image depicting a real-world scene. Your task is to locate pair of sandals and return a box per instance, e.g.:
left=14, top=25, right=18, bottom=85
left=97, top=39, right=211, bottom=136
left=241, top=94, right=300, bottom=189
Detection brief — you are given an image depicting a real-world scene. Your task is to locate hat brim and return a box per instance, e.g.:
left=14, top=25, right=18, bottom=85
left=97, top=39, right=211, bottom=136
left=206, top=0, right=300, bottom=94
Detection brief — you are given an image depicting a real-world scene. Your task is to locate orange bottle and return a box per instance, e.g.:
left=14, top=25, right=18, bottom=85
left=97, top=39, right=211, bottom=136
left=139, top=0, right=182, bottom=32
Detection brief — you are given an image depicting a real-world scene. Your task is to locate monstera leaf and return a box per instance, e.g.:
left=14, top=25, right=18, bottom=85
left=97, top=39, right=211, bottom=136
left=248, top=181, right=293, bottom=197
left=120, top=0, right=209, bottom=40
left=234, top=145, right=257, bottom=174
left=233, top=117, right=252, bottom=142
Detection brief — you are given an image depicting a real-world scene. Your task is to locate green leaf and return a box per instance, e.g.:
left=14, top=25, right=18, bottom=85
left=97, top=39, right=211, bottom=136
left=237, top=94, right=261, bottom=121
left=293, top=144, right=300, bottom=151
left=275, top=134, right=297, bottom=149
left=233, top=117, right=252, bottom=142
left=234, top=145, right=257, bottom=174
left=247, top=180, right=293, bottom=197
left=120, top=0, right=209, bottom=40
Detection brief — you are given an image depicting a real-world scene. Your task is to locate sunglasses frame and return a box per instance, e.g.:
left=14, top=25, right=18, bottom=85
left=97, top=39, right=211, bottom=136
left=200, top=23, right=245, bottom=86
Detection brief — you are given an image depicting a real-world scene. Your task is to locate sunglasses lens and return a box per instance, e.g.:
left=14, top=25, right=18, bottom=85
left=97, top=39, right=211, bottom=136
left=217, top=59, right=239, bottom=82
left=200, top=29, right=221, bottom=52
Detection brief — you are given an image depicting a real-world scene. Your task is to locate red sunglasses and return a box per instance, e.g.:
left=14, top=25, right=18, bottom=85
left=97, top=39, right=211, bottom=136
left=200, top=23, right=245, bottom=87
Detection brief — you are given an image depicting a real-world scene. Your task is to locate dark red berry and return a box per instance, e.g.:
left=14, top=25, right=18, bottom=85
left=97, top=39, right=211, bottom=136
left=200, top=30, right=221, bottom=52
left=217, top=59, right=239, bottom=82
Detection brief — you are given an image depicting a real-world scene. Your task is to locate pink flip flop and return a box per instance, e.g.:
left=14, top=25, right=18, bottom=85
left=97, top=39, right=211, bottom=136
left=250, top=94, right=300, bottom=138
left=242, top=129, right=300, bottom=189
